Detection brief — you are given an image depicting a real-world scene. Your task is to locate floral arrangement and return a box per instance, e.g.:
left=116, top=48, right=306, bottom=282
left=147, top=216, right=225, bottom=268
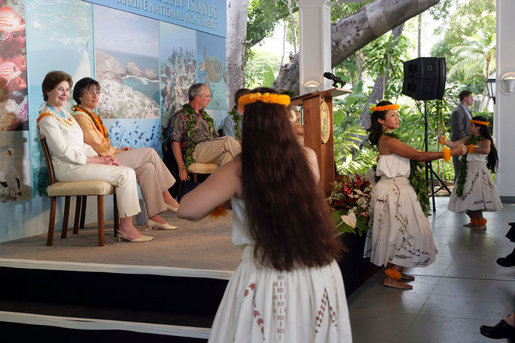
left=329, top=174, right=374, bottom=236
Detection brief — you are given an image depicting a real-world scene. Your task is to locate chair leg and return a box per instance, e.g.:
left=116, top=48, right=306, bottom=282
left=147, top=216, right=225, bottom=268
left=97, top=195, right=104, bottom=246
left=47, top=197, right=57, bottom=246
left=177, top=179, right=183, bottom=201
left=113, top=193, right=119, bottom=236
left=73, top=196, right=82, bottom=234
left=80, top=195, right=87, bottom=229
left=61, top=196, right=70, bottom=239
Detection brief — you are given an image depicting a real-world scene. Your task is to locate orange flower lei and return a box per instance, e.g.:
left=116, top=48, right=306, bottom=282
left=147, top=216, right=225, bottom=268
left=73, top=105, right=110, bottom=143
left=468, top=144, right=475, bottom=154
left=469, top=119, right=489, bottom=126
left=371, top=104, right=400, bottom=112
left=209, top=204, right=227, bottom=219
left=238, top=92, right=291, bottom=107
left=442, top=146, right=451, bottom=162
left=37, top=107, right=74, bottom=130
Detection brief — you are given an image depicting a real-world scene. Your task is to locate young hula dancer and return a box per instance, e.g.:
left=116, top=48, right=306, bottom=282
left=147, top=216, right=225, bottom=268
left=364, top=101, right=467, bottom=290
left=440, top=116, right=502, bottom=230
left=178, top=88, right=352, bottom=341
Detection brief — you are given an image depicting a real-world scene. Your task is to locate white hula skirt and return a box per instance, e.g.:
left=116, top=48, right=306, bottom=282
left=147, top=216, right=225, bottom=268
left=364, top=177, right=437, bottom=268
left=448, top=161, right=502, bottom=213
left=208, top=246, right=352, bottom=343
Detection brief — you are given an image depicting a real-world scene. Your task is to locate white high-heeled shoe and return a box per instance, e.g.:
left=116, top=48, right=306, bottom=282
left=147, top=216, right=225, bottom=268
left=147, top=219, right=178, bottom=230
left=166, top=204, right=179, bottom=213
left=117, top=231, right=154, bottom=242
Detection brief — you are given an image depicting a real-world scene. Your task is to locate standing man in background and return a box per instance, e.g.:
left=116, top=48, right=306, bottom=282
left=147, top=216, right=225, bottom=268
left=450, top=90, right=474, bottom=178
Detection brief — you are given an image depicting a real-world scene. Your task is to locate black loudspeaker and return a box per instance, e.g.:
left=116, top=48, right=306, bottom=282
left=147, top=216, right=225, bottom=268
left=402, top=57, right=446, bottom=100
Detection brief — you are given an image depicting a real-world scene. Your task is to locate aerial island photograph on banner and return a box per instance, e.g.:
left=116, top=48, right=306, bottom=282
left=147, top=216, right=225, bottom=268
left=94, top=5, right=160, bottom=119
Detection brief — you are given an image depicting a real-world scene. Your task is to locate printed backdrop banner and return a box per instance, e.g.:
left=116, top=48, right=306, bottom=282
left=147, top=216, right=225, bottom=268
left=83, top=0, right=226, bottom=38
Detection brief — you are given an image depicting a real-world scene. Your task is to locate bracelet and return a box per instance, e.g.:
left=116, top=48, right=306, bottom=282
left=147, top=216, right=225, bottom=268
left=438, top=136, right=446, bottom=145
left=468, top=144, right=475, bottom=154
left=442, top=146, right=451, bottom=162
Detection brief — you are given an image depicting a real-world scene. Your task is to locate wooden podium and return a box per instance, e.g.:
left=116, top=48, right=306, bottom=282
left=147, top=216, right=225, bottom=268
left=291, top=88, right=351, bottom=195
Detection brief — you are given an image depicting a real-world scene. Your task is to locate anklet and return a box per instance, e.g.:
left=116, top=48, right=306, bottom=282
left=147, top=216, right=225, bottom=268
left=385, top=268, right=402, bottom=280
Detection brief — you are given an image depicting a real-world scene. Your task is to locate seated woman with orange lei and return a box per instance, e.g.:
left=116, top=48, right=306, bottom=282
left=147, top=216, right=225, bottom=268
left=72, top=77, right=180, bottom=232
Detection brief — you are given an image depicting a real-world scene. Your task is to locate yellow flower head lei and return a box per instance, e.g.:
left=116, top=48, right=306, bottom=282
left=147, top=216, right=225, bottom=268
left=370, top=104, right=400, bottom=112
left=238, top=92, right=291, bottom=107
left=469, top=119, right=489, bottom=126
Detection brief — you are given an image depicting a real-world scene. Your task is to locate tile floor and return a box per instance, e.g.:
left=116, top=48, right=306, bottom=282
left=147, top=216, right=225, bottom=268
left=347, top=197, right=515, bottom=343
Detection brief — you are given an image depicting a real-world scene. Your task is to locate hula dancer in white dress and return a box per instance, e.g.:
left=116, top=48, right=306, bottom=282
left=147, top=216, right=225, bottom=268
left=364, top=101, right=467, bottom=290
left=441, top=116, right=501, bottom=230
left=178, top=88, right=352, bottom=342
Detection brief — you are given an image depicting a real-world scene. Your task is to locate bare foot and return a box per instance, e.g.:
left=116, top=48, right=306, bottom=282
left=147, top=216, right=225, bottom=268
left=402, top=274, right=415, bottom=282
left=383, top=277, right=413, bottom=290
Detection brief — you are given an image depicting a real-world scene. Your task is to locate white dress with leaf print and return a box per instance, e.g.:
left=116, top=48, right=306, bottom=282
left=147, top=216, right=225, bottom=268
left=208, top=198, right=352, bottom=343
left=364, top=154, right=437, bottom=268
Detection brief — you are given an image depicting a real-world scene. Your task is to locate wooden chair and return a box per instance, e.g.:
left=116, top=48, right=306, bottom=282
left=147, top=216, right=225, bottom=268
left=40, top=136, right=119, bottom=246
left=177, top=162, right=218, bottom=200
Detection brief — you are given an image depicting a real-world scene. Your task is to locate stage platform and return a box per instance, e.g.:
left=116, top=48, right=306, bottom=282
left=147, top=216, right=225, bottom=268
left=0, top=210, right=240, bottom=342
left=0, top=210, right=240, bottom=275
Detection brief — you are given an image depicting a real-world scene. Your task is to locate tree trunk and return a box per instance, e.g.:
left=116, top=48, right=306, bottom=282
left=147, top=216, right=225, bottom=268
left=226, top=0, right=250, bottom=109
left=357, top=24, right=404, bottom=137
left=273, top=0, right=440, bottom=93
left=287, top=0, right=297, bottom=54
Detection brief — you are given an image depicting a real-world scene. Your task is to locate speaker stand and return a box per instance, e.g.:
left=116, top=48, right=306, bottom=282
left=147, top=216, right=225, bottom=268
left=423, top=100, right=450, bottom=213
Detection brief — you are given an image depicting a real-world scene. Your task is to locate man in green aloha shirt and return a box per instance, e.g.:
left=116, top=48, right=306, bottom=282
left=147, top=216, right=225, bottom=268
left=168, top=83, right=241, bottom=181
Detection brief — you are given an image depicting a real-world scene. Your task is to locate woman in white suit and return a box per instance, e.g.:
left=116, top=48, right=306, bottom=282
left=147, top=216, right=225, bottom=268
left=37, top=71, right=152, bottom=242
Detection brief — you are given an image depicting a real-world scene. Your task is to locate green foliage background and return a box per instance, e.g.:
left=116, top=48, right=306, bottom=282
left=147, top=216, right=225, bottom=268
left=244, top=0, right=495, bottom=184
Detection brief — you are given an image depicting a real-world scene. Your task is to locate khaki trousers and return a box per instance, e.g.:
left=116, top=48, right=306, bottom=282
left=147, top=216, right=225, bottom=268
left=193, top=136, right=241, bottom=166
left=116, top=147, right=175, bottom=218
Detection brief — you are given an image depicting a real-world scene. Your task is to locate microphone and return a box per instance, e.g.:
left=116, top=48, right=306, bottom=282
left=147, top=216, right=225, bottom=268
left=323, top=72, right=346, bottom=88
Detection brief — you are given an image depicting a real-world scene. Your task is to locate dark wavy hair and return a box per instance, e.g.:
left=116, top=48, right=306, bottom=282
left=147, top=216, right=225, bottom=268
left=471, top=116, right=498, bottom=172
left=240, top=87, right=342, bottom=271
left=368, top=100, right=393, bottom=145
left=73, top=77, right=100, bottom=105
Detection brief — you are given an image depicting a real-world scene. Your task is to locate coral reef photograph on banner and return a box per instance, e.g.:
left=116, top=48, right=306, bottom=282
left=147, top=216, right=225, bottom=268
left=0, top=0, right=28, bottom=131
left=159, top=22, right=197, bottom=129
left=26, top=0, right=94, bottom=197
left=197, top=31, right=226, bottom=111
left=94, top=5, right=160, bottom=119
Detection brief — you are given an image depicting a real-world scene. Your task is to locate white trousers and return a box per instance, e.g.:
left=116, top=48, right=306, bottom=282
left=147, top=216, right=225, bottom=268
left=55, top=163, right=140, bottom=218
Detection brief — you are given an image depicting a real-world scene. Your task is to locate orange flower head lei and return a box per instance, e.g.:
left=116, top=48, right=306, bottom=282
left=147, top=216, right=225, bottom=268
left=238, top=92, right=291, bottom=107
left=370, top=104, right=400, bottom=112
left=469, top=119, right=489, bottom=126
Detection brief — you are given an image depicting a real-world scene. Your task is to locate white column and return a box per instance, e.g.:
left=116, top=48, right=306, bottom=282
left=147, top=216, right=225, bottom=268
left=496, top=0, right=515, bottom=201
left=297, top=0, right=332, bottom=94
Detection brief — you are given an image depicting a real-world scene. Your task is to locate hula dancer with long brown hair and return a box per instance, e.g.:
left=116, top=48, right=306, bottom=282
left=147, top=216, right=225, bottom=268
left=440, top=116, right=502, bottom=230
left=365, top=101, right=467, bottom=290
left=178, top=88, right=352, bottom=342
